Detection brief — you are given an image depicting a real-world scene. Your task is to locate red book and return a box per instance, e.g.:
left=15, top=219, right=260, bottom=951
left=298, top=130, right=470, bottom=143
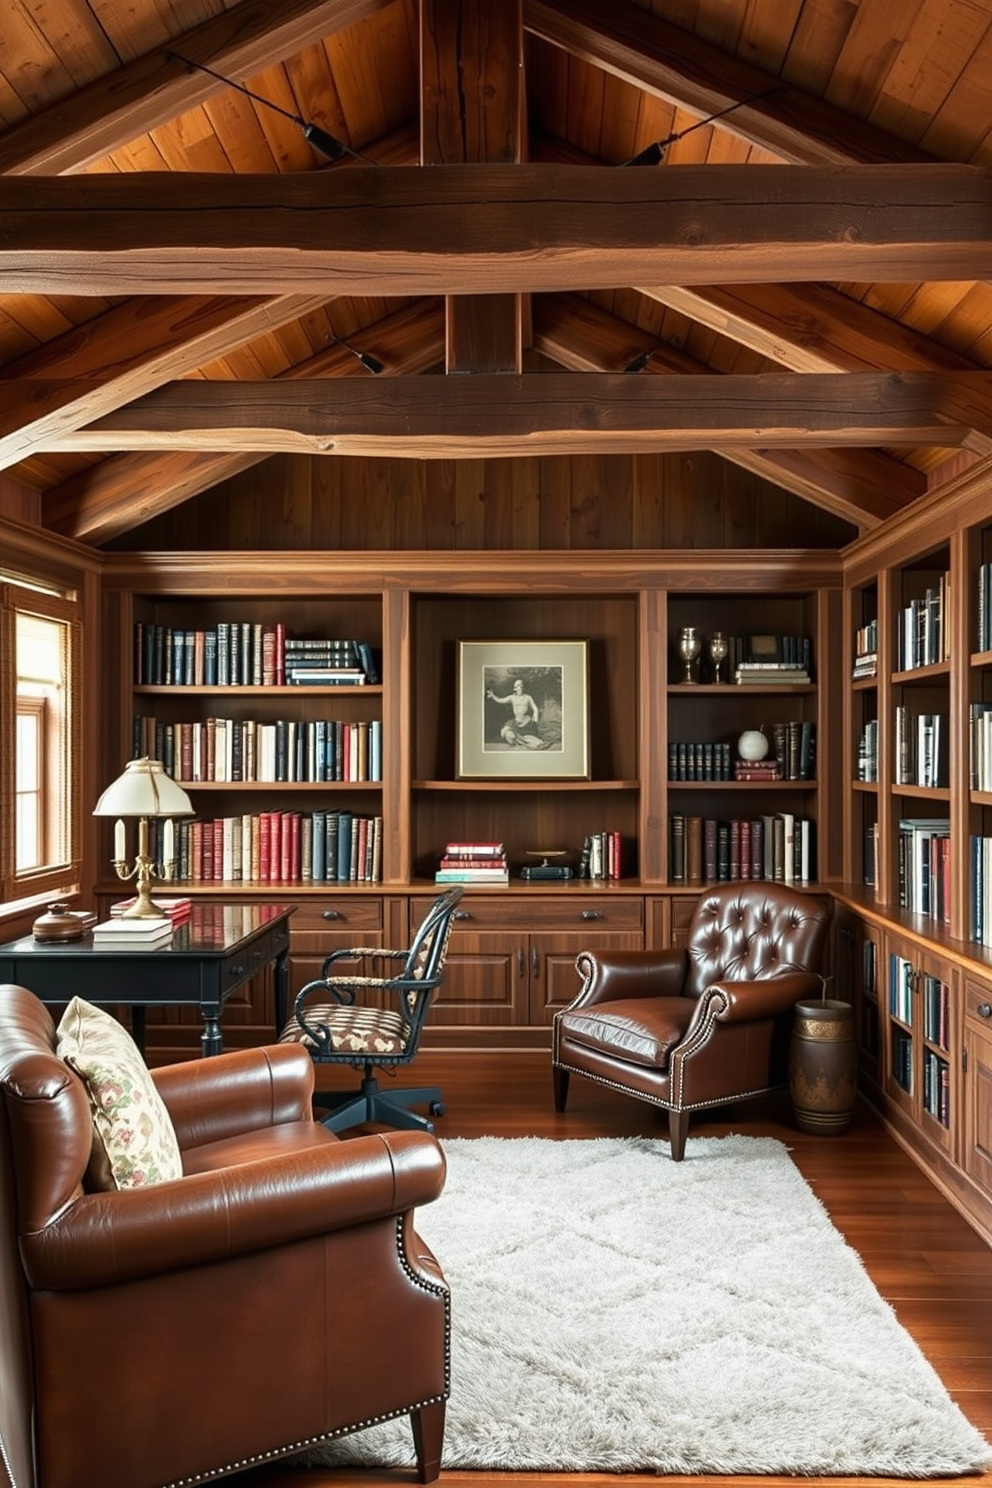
left=258, top=812, right=271, bottom=882
left=281, top=812, right=295, bottom=882
left=212, top=818, right=224, bottom=881
left=274, top=623, right=286, bottom=687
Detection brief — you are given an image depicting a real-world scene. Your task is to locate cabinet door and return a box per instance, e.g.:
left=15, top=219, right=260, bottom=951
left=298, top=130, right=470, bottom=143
left=834, top=910, right=881, bottom=1089
left=430, top=931, right=529, bottom=1028
left=963, top=981, right=992, bottom=1193
left=532, top=931, right=644, bottom=1024
left=884, top=939, right=957, bottom=1155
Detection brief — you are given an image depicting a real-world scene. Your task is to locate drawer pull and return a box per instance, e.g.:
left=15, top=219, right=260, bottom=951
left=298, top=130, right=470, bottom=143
left=454, top=909, right=472, bottom=921
left=229, top=963, right=245, bottom=978
left=517, top=948, right=525, bottom=977
left=322, top=909, right=342, bottom=921
left=581, top=909, right=604, bottom=921
left=978, top=1003, right=992, bottom=1019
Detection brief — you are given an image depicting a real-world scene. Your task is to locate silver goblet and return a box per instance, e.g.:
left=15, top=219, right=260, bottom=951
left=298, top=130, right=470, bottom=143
left=677, top=626, right=702, bottom=684
left=708, top=630, right=729, bottom=684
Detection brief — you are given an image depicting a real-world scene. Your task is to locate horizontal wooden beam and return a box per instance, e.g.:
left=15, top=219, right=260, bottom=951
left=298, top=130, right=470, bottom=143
left=2, top=165, right=991, bottom=294
left=42, top=301, right=447, bottom=544
left=0, top=293, right=334, bottom=470
left=36, top=373, right=992, bottom=457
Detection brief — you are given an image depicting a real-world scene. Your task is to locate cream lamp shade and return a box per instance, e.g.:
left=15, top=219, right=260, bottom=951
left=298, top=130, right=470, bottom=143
left=93, top=757, right=194, bottom=819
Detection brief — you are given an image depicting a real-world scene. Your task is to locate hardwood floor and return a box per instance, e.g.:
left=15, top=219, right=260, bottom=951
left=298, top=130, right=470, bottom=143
left=230, top=1050, right=992, bottom=1488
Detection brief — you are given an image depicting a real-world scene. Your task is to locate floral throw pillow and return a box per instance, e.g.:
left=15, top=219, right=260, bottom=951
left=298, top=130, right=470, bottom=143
left=56, top=996, right=183, bottom=1190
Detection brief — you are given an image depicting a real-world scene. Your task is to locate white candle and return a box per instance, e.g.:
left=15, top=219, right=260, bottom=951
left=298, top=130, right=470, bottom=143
left=115, top=818, right=126, bottom=861
left=163, top=818, right=174, bottom=866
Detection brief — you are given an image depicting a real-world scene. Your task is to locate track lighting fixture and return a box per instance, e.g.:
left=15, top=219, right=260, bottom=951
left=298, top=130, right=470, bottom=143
left=330, top=336, right=384, bottom=374
left=619, top=84, right=785, bottom=166
left=165, top=52, right=377, bottom=164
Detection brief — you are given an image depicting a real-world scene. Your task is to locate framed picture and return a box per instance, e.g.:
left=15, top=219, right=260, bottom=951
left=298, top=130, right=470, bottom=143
left=456, top=640, right=590, bottom=779
left=747, top=633, right=782, bottom=663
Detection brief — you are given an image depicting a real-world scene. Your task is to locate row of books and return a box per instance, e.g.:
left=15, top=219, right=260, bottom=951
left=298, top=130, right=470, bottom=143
left=852, top=651, right=878, bottom=681
left=970, top=702, right=992, bottom=792
left=132, top=716, right=382, bottom=784
left=896, top=574, right=950, bottom=671
left=894, top=707, right=947, bottom=789
left=857, top=719, right=879, bottom=782
left=668, top=722, right=815, bottom=782
left=853, top=618, right=878, bottom=671
left=578, top=832, right=623, bottom=881
left=156, top=810, right=384, bottom=884
left=134, top=622, right=378, bottom=688
left=922, top=1047, right=951, bottom=1128
left=970, top=835, right=992, bottom=947
left=897, top=818, right=950, bottom=923
left=435, top=840, right=508, bottom=885
left=687, top=632, right=812, bottom=677
left=978, top=560, right=992, bottom=653
left=669, top=812, right=816, bottom=884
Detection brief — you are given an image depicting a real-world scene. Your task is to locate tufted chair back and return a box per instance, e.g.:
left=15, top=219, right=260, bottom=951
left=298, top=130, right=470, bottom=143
left=683, top=883, right=830, bottom=998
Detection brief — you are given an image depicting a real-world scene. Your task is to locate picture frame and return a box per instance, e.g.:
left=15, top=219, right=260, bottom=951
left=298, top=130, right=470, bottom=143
left=746, top=632, right=782, bottom=663
left=456, top=639, right=590, bottom=779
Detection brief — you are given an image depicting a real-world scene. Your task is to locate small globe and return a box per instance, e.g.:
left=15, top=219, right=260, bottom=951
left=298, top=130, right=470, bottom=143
left=738, top=728, right=770, bottom=762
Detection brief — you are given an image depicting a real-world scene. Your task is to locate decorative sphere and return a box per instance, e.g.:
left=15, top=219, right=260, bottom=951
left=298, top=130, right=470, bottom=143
left=738, top=728, right=770, bottom=762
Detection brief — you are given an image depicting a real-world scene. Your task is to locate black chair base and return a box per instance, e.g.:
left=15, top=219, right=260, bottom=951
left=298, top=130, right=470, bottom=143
left=316, top=1073, right=445, bottom=1135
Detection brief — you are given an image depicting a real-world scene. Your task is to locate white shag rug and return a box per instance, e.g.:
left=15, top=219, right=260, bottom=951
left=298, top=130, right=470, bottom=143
left=303, top=1135, right=992, bottom=1476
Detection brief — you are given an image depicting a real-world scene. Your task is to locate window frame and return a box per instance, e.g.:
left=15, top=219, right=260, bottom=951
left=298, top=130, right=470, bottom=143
left=0, top=580, right=82, bottom=907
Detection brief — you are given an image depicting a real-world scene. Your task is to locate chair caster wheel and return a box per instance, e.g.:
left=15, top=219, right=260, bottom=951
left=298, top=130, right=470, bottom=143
left=429, top=1101, right=445, bottom=1117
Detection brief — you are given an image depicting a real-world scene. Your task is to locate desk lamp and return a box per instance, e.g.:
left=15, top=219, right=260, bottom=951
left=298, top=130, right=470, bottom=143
left=93, top=758, right=194, bottom=918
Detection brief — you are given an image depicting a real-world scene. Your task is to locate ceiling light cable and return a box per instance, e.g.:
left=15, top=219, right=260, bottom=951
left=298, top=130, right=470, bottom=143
left=165, top=52, right=378, bottom=164
left=620, top=84, right=785, bottom=166
left=329, top=335, right=385, bottom=375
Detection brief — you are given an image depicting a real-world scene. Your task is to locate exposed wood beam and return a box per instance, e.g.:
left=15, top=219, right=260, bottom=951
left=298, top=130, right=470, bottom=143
left=3, top=165, right=990, bottom=295
left=524, top=0, right=932, bottom=166
left=532, top=293, right=922, bottom=528
left=42, top=301, right=446, bottom=546
left=634, top=283, right=979, bottom=375
left=421, top=0, right=525, bottom=373
left=0, top=294, right=335, bottom=471
left=37, top=373, right=992, bottom=457
left=0, top=0, right=394, bottom=176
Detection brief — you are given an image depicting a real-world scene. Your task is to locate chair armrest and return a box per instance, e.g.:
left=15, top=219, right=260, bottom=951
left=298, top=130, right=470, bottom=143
left=570, top=948, right=689, bottom=1010
left=152, top=1044, right=315, bottom=1150
left=20, top=1128, right=445, bottom=1292
left=322, top=945, right=406, bottom=974
left=699, top=971, right=823, bottom=1025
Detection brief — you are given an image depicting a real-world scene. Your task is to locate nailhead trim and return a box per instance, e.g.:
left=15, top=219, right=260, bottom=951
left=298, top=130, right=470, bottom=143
left=160, top=1219, right=450, bottom=1488
left=554, top=1058, right=780, bottom=1116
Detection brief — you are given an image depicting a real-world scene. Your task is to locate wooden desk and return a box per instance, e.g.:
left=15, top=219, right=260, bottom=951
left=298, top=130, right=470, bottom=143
left=0, top=902, right=294, bottom=1056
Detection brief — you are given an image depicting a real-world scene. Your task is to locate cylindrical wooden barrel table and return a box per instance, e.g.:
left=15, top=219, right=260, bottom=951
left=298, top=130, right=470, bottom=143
left=789, top=998, right=857, bottom=1135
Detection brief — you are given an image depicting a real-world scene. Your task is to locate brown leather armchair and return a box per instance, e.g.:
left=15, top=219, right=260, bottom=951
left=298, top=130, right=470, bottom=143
left=0, top=984, right=449, bottom=1488
left=553, top=883, right=832, bottom=1160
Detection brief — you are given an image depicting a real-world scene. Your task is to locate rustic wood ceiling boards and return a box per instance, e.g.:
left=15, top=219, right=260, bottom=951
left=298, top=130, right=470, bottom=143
left=2, top=0, right=992, bottom=544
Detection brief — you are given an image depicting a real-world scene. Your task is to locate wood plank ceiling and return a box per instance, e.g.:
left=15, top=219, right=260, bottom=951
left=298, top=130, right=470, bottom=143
left=2, top=0, right=992, bottom=546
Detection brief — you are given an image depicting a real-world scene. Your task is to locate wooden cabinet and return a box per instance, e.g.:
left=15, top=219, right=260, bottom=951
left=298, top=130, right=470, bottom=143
left=963, top=977, right=992, bottom=1193
left=416, top=891, right=644, bottom=1047
left=833, top=907, right=881, bottom=1088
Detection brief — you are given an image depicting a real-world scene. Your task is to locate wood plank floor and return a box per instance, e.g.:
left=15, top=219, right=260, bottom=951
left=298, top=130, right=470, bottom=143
left=229, top=1050, right=992, bottom=1488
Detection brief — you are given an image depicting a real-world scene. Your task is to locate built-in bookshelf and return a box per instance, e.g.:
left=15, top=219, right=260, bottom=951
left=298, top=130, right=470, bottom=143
left=665, top=591, right=826, bottom=886
left=108, top=591, right=387, bottom=886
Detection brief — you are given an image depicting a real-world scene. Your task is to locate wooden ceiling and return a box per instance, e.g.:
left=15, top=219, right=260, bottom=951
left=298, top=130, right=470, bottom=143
left=3, top=0, right=992, bottom=547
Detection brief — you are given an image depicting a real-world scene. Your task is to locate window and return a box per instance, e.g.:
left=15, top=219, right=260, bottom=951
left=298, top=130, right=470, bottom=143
left=1, top=579, right=81, bottom=907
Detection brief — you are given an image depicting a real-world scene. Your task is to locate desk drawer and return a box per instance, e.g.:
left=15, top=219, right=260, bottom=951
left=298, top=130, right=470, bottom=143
left=422, top=894, right=643, bottom=935
left=291, top=898, right=383, bottom=950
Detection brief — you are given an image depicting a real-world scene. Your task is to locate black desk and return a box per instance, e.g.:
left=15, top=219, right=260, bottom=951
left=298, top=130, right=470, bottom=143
left=0, top=902, right=294, bottom=1056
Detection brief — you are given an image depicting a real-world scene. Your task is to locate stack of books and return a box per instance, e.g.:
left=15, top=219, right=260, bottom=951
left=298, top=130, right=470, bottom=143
left=91, top=916, right=174, bottom=949
left=733, top=758, right=782, bottom=781
left=435, top=841, right=509, bottom=885
left=111, top=895, right=192, bottom=925
left=735, top=662, right=810, bottom=685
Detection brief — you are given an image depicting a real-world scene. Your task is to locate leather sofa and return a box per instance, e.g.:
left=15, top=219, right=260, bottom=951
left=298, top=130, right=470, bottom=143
left=0, top=983, right=449, bottom=1488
